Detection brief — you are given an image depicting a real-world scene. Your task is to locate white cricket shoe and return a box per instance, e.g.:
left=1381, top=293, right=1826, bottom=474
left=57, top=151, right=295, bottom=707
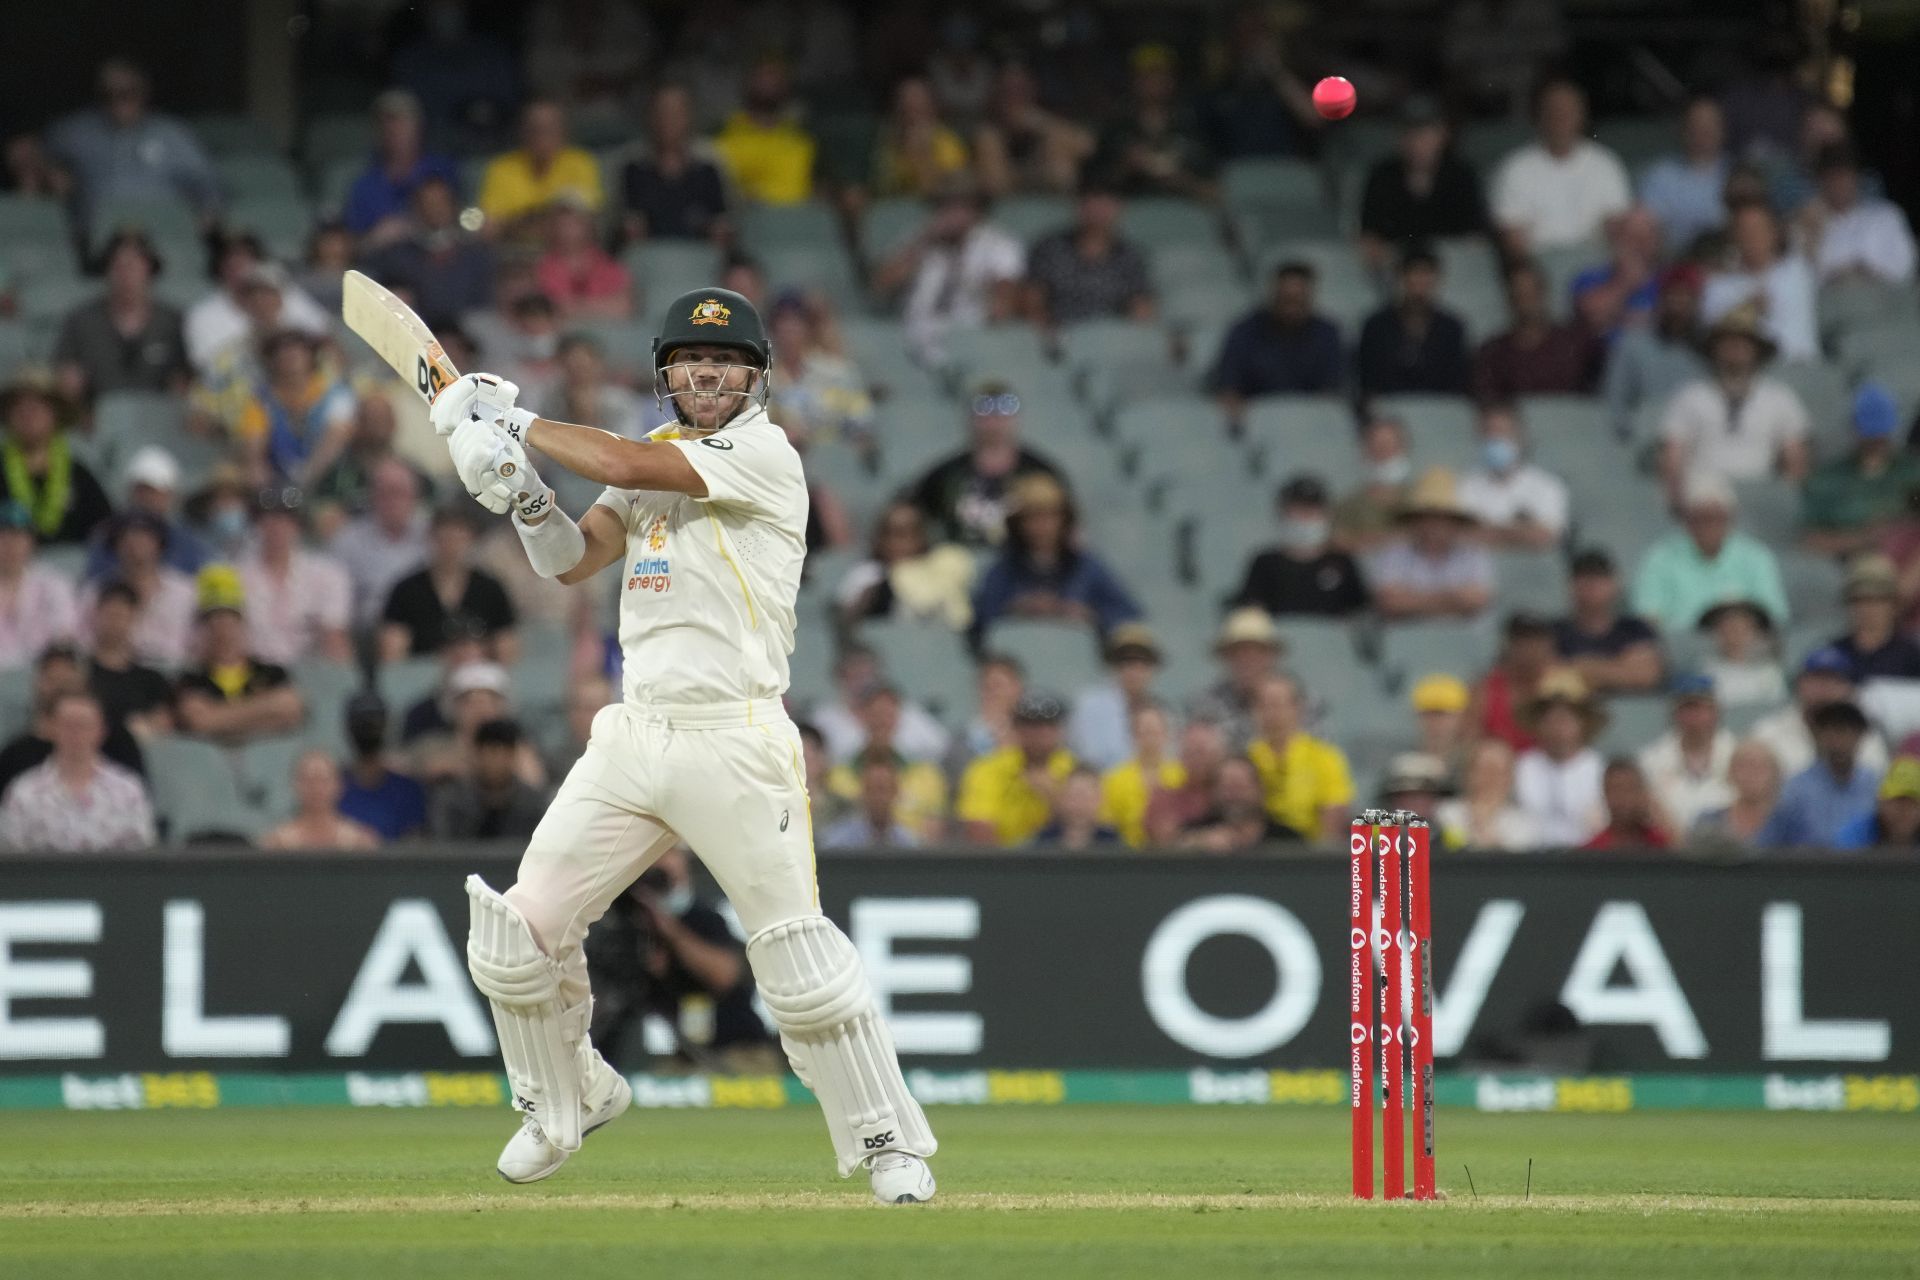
left=869, top=1152, right=936, bottom=1204
left=496, top=1066, right=631, bottom=1184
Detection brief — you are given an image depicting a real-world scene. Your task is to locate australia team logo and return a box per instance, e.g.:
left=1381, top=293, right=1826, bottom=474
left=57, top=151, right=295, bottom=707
left=630, top=515, right=671, bottom=593
left=689, top=298, right=732, bottom=326
left=645, top=513, right=667, bottom=552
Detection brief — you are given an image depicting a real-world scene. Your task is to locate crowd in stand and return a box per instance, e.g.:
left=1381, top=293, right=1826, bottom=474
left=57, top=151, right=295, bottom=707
left=0, top=2, right=1917, bottom=856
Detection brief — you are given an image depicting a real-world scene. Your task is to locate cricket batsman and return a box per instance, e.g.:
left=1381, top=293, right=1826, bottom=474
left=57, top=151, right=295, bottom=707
left=428, top=287, right=938, bottom=1204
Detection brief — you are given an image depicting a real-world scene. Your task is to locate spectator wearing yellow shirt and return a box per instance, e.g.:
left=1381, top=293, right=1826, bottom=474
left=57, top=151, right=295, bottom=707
left=825, top=686, right=949, bottom=840
left=872, top=77, right=970, bottom=198
left=714, top=58, right=817, bottom=206
left=1100, top=701, right=1185, bottom=847
left=1246, top=673, right=1356, bottom=841
left=478, top=99, right=604, bottom=235
left=957, top=691, right=1075, bottom=845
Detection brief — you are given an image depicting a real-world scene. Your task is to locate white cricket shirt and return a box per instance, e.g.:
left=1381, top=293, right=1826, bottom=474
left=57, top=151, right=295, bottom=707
left=593, top=406, right=808, bottom=707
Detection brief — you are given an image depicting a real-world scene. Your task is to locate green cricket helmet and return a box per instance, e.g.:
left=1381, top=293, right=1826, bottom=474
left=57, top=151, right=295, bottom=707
left=651, top=286, right=772, bottom=426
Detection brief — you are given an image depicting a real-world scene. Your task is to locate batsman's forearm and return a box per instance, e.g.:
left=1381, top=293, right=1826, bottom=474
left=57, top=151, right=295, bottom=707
left=526, top=417, right=706, bottom=495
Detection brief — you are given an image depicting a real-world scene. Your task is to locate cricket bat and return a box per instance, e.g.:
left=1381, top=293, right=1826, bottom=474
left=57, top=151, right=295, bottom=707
left=341, top=269, right=459, bottom=403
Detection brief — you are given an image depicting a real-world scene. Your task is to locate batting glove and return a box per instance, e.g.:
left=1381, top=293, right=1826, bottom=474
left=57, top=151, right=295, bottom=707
left=429, top=372, right=522, bottom=438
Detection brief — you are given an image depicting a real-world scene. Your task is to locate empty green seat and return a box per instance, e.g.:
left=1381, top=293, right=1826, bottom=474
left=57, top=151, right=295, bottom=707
left=623, top=241, right=723, bottom=310
left=978, top=619, right=1107, bottom=697
left=219, top=155, right=304, bottom=201
left=1120, top=198, right=1223, bottom=248
left=738, top=201, right=842, bottom=250
left=1370, top=394, right=1477, bottom=472
left=1376, top=617, right=1499, bottom=687
left=989, top=195, right=1072, bottom=244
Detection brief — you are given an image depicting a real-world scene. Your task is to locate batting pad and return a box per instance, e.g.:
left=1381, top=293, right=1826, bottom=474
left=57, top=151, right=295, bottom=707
left=466, top=876, right=590, bottom=1151
left=748, top=915, right=937, bottom=1176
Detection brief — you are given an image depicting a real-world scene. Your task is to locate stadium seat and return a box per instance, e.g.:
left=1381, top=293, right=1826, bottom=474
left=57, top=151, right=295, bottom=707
left=1772, top=360, right=1850, bottom=457
left=1819, top=276, right=1920, bottom=344
left=1596, top=693, right=1671, bottom=757
left=835, top=318, right=944, bottom=402
left=622, top=240, right=722, bottom=310
left=145, top=736, right=261, bottom=843
left=1835, top=323, right=1920, bottom=380
left=1370, top=394, right=1478, bottom=472
left=1592, top=117, right=1676, bottom=170
left=88, top=194, right=200, bottom=251
left=1734, top=480, right=1802, bottom=548
left=756, top=244, right=864, bottom=310
left=1058, top=319, right=1183, bottom=408
left=94, top=391, right=188, bottom=486
left=1572, top=480, right=1670, bottom=568
left=1376, top=616, right=1499, bottom=688
left=0, top=665, right=32, bottom=739
left=810, top=111, right=879, bottom=188
left=1147, top=243, right=1243, bottom=298
left=738, top=201, right=842, bottom=251
left=14, top=277, right=94, bottom=326
left=1242, top=396, right=1365, bottom=488
left=219, top=155, right=304, bottom=202
left=233, top=732, right=310, bottom=822
left=1112, top=393, right=1234, bottom=447
left=873, top=396, right=964, bottom=489
left=230, top=196, right=316, bottom=260
left=190, top=114, right=280, bottom=157
left=861, top=196, right=928, bottom=260
left=1221, top=158, right=1337, bottom=242
left=1534, top=244, right=1604, bottom=321
left=1780, top=551, right=1845, bottom=622
left=941, top=324, right=1065, bottom=395
left=989, top=195, right=1072, bottom=244
left=302, top=114, right=374, bottom=171
left=375, top=657, right=444, bottom=733
left=1120, top=197, right=1223, bottom=248
left=860, top=618, right=975, bottom=721
left=0, top=195, right=68, bottom=244
left=1457, top=120, right=1533, bottom=172
left=1254, top=238, right=1378, bottom=334
left=1495, top=549, right=1573, bottom=617
left=979, top=618, right=1107, bottom=697
left=293, top=660, right=363, bottom=757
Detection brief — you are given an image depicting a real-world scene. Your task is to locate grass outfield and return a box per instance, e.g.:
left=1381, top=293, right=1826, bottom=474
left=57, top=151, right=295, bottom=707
left=1, top=1106, right=1916, bottom=1279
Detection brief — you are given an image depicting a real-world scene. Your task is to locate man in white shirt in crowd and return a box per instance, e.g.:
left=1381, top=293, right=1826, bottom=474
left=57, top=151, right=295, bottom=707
left=1750, top=645, right=1890, bottom=778
left=876, top=180, right=1026, bottom=365
left=1512, top=668, right=1607, bottom=846
left=1635, top=674, right=1735, bottom=833
left=1802, top=141, right=1917, bottom=287
left=238, top=489, right=354, bottom=665
left=184, top=234, right=331, bottom=378
left=1457, top=402, right=1569, bottom=551
left=1701, top=200, right=1820, bottom=360
left=810, top=643, right=951, bottom=765
left=1658, top=302, right=1809, bottom=505
left=1490, top=78, right=1631, bottom=256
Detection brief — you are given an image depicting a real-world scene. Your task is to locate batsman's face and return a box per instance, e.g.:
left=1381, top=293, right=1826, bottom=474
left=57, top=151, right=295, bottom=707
left=666, top=347, right=758, bottom=431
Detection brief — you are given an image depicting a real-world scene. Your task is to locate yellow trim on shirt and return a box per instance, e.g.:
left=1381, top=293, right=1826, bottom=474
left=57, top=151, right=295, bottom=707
left=710, top=518, right=758, bottom=632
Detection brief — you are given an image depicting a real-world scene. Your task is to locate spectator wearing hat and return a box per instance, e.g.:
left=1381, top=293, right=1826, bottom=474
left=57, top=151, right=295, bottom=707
left=1437, top=738, right=1540, bottom=851
left=1701, top=201, right=1819, bottom=361
left=1554, top=549, right=1664, bottom=694
left=835, top=501, right=975, bottom=632
left=1828, top=554, right=1920, bottom=680
left=1749, top=646, right=1892, bottom=778
left=1356, top=245, right=1471, bottom=396
left=1632, top=472, right=1788, bottom=635
left=1474, top=613, right=1558, bottom=752
left=1190, top=607, right=1285, bottom=749
left=1637, top=674, right=1736, bottom=832
left=45, top=57, right=218, bottom=228
left=969, top=472, right=1141, bottom=644
left=1569, top=206, right=1664, bottom=343
left=1758, top=701, right=1880, bottom=849
left=85, top=447, right=210, bottom=579
left=1247, top=673, right=1354, bottom=843
left=819, top=753, right=922, bottom=850
left=1229, top=475, right=1370, bottom=619
left=1801, top=385, right=1920, bottom=556
left=1209, top=262, right=1344, bottom=422
left=238, top=489, right=353, bottom=666
left=618, top=85, right=730, bottom=245
left=956, top=691, right=1077, bottom=847
left=355, top=177, right=498, bottom=327
left=1357, top=97, right=1489, bottom=273
left=1023, top=180, right=1155, bottom=327
left=1801, top=142, right=1917, bottom=287
left=77, top=513, right=195, bottom=667
left=1068, top=623, right=1165, bottom=772
left=429, top=719, right=549, bottom=840
left=1144, top=716, right=1231, bottom=844
left=0, top=690, right=154, bottom=853
left=1836, top=757, right=1920, bottom=848
left=1688, top=738, right=1783, bottom=850
left=1583, top=758, right=1673, bottom=851
left=823, top=688, right=950, bottom=841
left=479, top=99, right=605, bottom=234
left=1331, top=417, right=1416, bottom=554
left=332, top=458, right=431, bottom=631
left=1490, top=79, right=1631, bottom=256
left=52, top=230, right=188, bottom=401
left=185, top=233, right=331, bottom=377
left=379, top=505, right=517, bottom=662
left=0, top=644, right=145, bottom=796
left=906, top=386, right=1065, bottom=547
left=1638, top=97, right=1730, bottom=256
left=1458, top=403, right=1570, bottom=551
left=713, top=58, right=817, bottom=207
left=1658, top=302, right=1809, bottom=502
left=1698, top=599, right=1789, bottom=709
left=1409, top=674, right=1472, bottom=782
left=1602, top=263, right=1709, bottom=440
left=1178, top=755, right=1303, bottom=852
left=338, top=691, right=429, bottom=840
left=173, top=566, right=305, bottom=747
left=236, top=329, right=357, bottom=491
left=1031, top=766, right=1124, bottom=850
left=0, top=502, right=78, bottom=669
left=258, top=749, right=381, bottom=851
left=343, top=89, right=461, bottom=240
left=1091, top=45, right=1214, bottom=201
left=1513, top=668, right=1609, bottom=846
left=535, top=196, right=633, bottom=321
left=871, top=76, right=972, bottom=200
left=1099, top=701, right=1185, bottom=847
left=1472, top=259, right=1605, bottom=402
left=1378, top=751, right=1451, bottom=826
left=1368, top=468, right=1495, bottom=622
left=0, top=372, right=112, bottom=547
left=83, top=581, right=172, bottom=737
left=877, top=178, right=1025, bottom=366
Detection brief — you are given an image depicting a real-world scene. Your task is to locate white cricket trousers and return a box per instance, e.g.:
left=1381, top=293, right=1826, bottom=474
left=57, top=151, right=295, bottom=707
left=504, top=698, right=816, bottom=1007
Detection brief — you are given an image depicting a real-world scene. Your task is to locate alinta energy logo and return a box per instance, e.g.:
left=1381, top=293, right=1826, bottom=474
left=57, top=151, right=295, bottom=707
left=628, top=556, right=671, bottom=593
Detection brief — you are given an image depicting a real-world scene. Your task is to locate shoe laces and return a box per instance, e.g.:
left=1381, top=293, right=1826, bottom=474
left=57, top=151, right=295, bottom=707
left=870, top=1151, right=916, bottom=1174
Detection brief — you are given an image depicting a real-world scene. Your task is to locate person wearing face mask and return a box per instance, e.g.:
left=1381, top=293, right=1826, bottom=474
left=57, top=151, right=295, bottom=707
left=1458, top=402, right=1570, bottom=551
left=1332, top=416, right=1416, bottom=553
left=337, top=691, right=429, bottom=840
left=183, top=465, right=257, bottom=564
left=1229, top=475, right=1369, bottom=617
left=584, top=846, right=776, bottom=1072
left=85, top=447, right=209, bottom=579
